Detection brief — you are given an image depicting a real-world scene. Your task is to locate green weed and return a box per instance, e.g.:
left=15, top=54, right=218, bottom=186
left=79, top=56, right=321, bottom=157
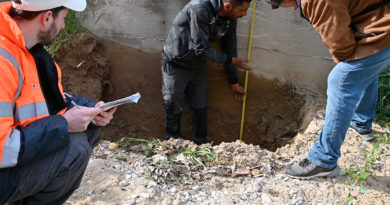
left=342, top=133, right=390, bottom=204
left=116, top=137, right=127, bottom=148
left=177, top=177, right=184, bottom=184
left=181, top=147, right=215, bottom=168
left=45, top=10, right=89, bottom=56
left=99, top=139, right=109, bottom=144
left=128, top=137, right=215, bottom=168
left=128, top=137, right=215, bottom=183
left=142, top=142, right=155, bottom=156
left=376, top=67, right=390, bottom=127
left=128, top=138, right=173, bottom=156
left=115, top=155, right=126, bottom=162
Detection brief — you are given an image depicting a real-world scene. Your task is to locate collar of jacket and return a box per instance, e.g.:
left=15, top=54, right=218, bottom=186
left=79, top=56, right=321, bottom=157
left=209, top=0, right=223, bottom=16
left=0, top=2, right=27, bottom=50
left=295, top=0, right=301, bottom=8
left=295, top=0, right=310, bottom=22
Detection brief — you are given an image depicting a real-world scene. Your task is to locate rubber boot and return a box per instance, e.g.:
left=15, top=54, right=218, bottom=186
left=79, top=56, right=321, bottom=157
left=163, top=100, right=182, bottom=139
left=191, top=108, right=209, bottom=145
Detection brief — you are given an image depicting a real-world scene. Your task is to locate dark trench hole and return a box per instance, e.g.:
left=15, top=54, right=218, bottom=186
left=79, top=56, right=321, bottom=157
left=98, top=39, right=309, bottom=152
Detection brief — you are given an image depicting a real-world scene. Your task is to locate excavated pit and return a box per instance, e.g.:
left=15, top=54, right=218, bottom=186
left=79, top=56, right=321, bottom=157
left=57, top=36, right=309, bottom=152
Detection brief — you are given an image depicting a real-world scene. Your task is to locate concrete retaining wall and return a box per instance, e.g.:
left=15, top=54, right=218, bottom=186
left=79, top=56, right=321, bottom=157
left=83, top=0, right=334, bottom=93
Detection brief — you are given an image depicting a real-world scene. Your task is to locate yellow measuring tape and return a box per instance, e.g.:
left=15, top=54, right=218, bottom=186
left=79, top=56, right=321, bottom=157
left=240, top=0, right=257, bottom=141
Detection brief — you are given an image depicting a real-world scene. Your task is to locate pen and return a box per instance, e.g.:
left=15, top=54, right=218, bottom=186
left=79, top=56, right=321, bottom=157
left=64, top=93, right=80, bottom=109
left=70, top=100, right=80, bottom=109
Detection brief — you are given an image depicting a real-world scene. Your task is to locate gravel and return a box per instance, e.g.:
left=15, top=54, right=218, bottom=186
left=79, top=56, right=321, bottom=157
left=67, top=120, right=390, bottom=205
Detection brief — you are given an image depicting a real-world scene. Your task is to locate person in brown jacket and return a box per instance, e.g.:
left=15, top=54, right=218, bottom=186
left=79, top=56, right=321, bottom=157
left=267, top=0, right=390, bottom=179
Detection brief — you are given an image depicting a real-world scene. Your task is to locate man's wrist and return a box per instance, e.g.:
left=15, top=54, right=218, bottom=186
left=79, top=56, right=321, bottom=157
left=226, top=56, right=233, bottom=64
left=228, top=79, right=239, bottom=85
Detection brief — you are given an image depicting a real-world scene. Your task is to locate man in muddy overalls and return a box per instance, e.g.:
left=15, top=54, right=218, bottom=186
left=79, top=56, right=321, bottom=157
left=161, top=0, right=252, bottom=145
left=267, top=0, right=390, bottom=179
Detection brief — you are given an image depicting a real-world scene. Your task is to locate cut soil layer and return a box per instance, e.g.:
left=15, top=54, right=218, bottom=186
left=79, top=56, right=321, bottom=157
left=57, top=35, right=307, bottom=151
left=54, top=34, right=110, bottom=101
left=96, top=38, right=307, bottom=151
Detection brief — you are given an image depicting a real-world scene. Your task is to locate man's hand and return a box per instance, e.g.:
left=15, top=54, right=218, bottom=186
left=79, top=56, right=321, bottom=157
left=92, top=101, right=117, bottom=127
left=232, top=57, right=251, bottom=70
left=231, top=83, right=246, bottom=102
left=62, top=106, right=104, bottom=133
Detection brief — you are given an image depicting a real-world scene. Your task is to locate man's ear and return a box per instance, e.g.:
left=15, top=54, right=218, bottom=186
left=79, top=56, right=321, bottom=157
left=39, top=11, right=53, bottom=30
left=223, top=2, right=233, bottom=12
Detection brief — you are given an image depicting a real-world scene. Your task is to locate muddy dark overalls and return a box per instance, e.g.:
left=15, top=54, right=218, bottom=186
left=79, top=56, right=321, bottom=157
left=161, top=0, right=239, bottom=145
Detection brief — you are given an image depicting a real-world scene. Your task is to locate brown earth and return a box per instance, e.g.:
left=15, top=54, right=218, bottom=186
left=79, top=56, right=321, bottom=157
left=94, top=38, right=306, bottom=151
left=55, top=33, right=110, bottom=101
left=56, top=35, right=307, bottom=151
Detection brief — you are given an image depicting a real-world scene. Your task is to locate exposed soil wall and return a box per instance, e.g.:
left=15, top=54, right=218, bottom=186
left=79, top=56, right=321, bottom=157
left=96, top=38, right=307, bottom=151
left=56, top=35, right=307, bottom=151
left=55, top=34, right=110, bottom=101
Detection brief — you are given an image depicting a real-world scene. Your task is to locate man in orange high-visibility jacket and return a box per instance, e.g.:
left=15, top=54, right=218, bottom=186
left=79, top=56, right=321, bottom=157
left=0, top=0, right=116, bottom=203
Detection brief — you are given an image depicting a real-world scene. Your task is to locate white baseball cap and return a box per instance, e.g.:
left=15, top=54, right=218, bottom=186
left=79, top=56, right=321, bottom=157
left=13, top=0, right=87, bottom=12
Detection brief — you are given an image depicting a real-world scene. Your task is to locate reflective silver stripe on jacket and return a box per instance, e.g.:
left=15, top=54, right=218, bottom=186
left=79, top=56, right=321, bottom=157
left=0, top=102, right=12, bottom=117
left=0, top=129, right=21, bottom=168
left=0, top=47, right=23, bottom=168
left=14, top=102, right=49, bottom=123
left=0, top=47, right=23, bottom=108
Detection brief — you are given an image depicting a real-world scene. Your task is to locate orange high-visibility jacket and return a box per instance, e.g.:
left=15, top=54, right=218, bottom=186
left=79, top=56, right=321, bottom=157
left=0, top=2, right=69, bottom=169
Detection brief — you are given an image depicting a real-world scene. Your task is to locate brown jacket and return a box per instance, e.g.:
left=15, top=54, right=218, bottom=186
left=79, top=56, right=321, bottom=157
left=301, top=0, right=390, bottom=63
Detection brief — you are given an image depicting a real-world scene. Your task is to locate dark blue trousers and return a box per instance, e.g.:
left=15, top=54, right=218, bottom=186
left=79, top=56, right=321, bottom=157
left=2, top=126, right=101, bottom=205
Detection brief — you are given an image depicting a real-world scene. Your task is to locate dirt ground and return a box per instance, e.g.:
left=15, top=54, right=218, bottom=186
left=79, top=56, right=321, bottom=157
left=57, top=35, right=390, bottom=204
left=65, top=120, right=390, bottom=205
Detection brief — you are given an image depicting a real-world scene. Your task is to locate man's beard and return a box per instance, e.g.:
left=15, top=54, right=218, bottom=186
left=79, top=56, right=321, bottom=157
left=38, top=22, right=58, bottom=46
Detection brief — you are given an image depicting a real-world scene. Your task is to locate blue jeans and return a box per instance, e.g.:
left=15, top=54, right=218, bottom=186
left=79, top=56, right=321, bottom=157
left=308, top=46, right=390, bottom=169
